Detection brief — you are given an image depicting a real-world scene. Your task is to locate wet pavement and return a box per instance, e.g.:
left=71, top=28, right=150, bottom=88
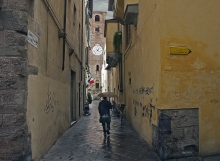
left=40, top=100, right=161, bottom=161
left=40, top=100, right=220, bottom=161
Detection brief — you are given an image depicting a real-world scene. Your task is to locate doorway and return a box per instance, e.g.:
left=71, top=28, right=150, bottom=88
left=70, top=70, right=76, bottom=123
left=78, top=83, right=81, bottom=116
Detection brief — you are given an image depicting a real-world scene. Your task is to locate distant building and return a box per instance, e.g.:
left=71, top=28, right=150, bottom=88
left=88, top=11, right=106, bottom=99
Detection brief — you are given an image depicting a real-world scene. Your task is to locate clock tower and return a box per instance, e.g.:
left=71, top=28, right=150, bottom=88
left=88, top=11, right=106, bottom=98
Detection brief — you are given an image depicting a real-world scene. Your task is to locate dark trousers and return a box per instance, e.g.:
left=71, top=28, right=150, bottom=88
left=101, top=122, right=110, bottom=132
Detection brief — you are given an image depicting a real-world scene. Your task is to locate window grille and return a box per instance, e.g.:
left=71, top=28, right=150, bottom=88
left=96, top=83, right=99, bottom=88
left=125, top=25, right=130, bottom=47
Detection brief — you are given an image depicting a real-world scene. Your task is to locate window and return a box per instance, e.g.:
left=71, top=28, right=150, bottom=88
left=128, top=72, right=131, bottom=84
left=96, top=65, right=99, bottom=71
left=95, top=15, right=100, bottom=21
left=88, top=0, right=93, bottom=18
left=108, top=0, right=114, bottom=11
left=125, top=25, right=130, bottom=47
left=96, top=83, right=99, bottom=88
left=73, top=4, right=77, bottom=25
left=95, top=25, right=99, bottom=32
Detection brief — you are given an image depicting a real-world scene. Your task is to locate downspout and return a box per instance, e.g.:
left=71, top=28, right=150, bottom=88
left=82, top=0, right=85, bottom=106
left=124, top=53, right=126, bottom=109
left=62, top=0, right=67, bottom=71
left=81, top=0, right=83, bottom=81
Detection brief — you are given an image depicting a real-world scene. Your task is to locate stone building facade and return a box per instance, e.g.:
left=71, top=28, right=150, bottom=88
left=88, top=11, right=106, bottom=99
left=0, top=0, right=87, bottom=160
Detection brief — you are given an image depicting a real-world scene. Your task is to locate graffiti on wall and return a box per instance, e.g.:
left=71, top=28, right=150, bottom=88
left=171, top=87, right=203, bottom=100
left=44, top=83, right=59, bottom=114
left=132, top=85, right=156, bottom=123
left=210, top=99, right=218, bottom=104
left=133, top=98, right=156, bottom=123
left=142, top=105, right=152, bottom=120
left=133, top=85, right=154, bottom=95
left=142, top=99, right=156, bottom=123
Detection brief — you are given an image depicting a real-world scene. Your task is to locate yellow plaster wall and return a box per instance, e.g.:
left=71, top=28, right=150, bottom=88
left=114, top=0, right=124, bottom=23
left=158, top=0, right=220, bottom=155
left=26, top=0, right=84, bottom=160
left=27, top=75, right=70, bottom=161
left=124, top=0, right=160, bottom=145
left=123, top=0, right=220, bottom=156
left=124, top=0, right=138, bottom=5
left=106, top=23, right=118, bottom=53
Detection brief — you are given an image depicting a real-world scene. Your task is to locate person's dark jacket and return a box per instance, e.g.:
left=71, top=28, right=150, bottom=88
left=98, top=99, right=112, bottom=116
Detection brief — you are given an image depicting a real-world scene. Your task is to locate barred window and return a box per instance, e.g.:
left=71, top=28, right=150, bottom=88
left=125, top=25, right=130, bottom=47
left=96, top=83, right=99, bottom=88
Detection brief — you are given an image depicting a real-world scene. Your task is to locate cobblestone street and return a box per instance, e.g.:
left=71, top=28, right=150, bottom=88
left=40, top=100, right=161, bottom=161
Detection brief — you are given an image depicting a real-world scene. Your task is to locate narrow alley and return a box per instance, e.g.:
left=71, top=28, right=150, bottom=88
left=39, top=100, right=161, bottom=161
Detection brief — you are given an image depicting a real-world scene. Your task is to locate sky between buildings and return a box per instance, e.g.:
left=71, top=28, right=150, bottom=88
left=93, top=0, right=113, bottom=19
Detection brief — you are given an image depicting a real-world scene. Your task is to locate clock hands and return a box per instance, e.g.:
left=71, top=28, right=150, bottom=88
left=92, top=45, right=102, bottom=55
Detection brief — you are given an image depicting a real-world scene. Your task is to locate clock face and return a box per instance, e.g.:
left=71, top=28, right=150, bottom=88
left=92, top=45, right=103, bottom=55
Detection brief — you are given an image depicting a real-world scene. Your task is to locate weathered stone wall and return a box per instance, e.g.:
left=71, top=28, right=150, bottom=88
left=153, top=109, right=199, bottom=160
left=0, top=0, right=35, bottom=160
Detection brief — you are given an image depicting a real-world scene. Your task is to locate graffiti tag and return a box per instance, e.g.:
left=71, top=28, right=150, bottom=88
left=44, top=83, right=59, bottom=114
left=210, top=99, right=218, bottom=104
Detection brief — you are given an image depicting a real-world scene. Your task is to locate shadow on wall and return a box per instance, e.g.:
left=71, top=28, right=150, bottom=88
left=0, top=1, right=3, bottom=10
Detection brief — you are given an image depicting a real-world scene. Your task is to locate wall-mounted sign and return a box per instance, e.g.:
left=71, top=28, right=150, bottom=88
left=170, top=46, right=191, bottom=55
left=28, top=30, right=38, bottom=48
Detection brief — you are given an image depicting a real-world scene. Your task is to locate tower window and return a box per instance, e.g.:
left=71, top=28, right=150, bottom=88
left=95, top=25, right=99, bottom=32
left=95, top=15, right=100, bottom=21
left=96, top=65, right=99, bottom=71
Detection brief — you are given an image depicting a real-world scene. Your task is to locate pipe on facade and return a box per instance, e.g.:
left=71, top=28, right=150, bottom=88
left=43, top=0, right=85, bottom=70
left=62, top=0, right=67, bottom=71
left=81, top=0, right=84, bottom=81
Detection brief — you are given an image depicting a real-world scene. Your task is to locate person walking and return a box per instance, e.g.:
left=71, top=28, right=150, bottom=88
left=98, top=97, right=112, bottom=135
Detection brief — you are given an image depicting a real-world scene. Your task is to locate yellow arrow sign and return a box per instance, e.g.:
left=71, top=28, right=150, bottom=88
left=170, top=46, right=191, bottom=55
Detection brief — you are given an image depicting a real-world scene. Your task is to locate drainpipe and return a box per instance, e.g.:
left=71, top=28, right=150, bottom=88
left=124, top=53, right=126, bottom=110
left=82, top=0, right=85, bottom=104
left=62, top=0, right=67, bottom=71
left=81, top=0, right=84, bottom=81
